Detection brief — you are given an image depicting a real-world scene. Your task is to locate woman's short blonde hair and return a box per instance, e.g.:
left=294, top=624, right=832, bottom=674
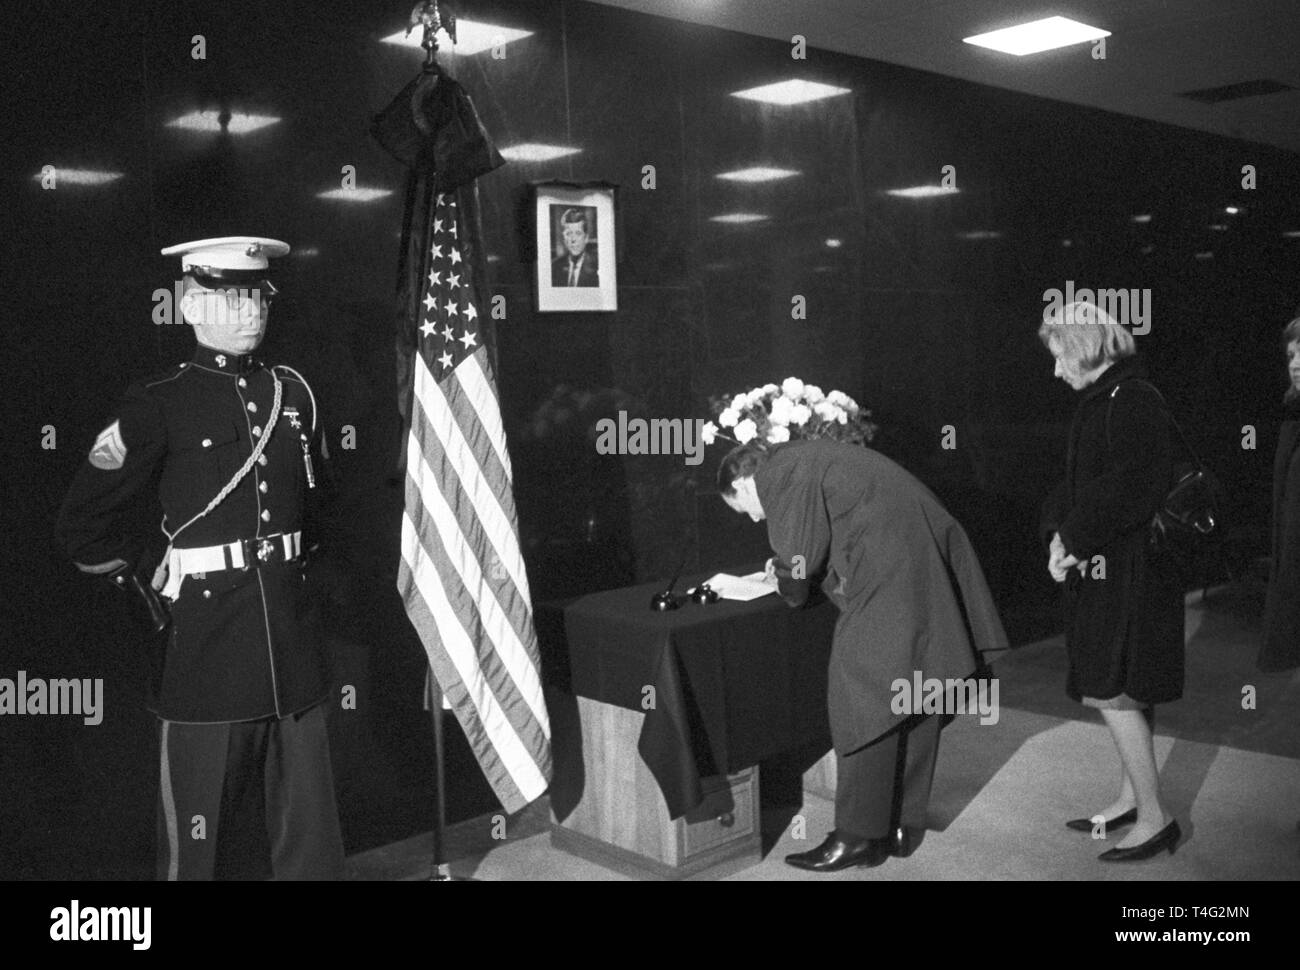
left=1037, top=300, right=1136, bottom=371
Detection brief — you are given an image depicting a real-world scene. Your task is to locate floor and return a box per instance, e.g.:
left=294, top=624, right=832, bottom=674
left=344, top=583, right=1300, bottom=881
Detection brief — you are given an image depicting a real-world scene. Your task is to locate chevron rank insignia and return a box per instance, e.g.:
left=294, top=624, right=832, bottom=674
left=88, top=420, right=127, bottom=470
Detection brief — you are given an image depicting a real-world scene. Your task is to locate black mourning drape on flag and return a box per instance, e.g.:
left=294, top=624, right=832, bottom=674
left=372, top=73, right=552, bottom=813
left=372, top=73, right=505, bottom=434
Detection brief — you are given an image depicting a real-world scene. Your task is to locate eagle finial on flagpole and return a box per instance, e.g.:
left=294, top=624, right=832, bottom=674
left=406, top=1, right=457, bottom=71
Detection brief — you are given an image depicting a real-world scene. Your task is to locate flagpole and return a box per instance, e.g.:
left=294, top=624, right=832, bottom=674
left=379, top=1, right=547, bottom=877
left=405, top=0, right=461, bottom=885
left=429, top=680, right=451, bottom=881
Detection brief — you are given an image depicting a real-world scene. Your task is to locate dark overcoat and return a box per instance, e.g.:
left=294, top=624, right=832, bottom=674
left=57, top=344, right=329, bottom=723
left=1040, top=356, right=1185, bottom=704
left=1260, top=397, right=1300, bottom=671
left=755, top=439, right=1008, bottom=755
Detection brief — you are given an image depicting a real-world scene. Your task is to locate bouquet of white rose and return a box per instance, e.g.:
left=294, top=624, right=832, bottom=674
left=703, top=377, right=878, bottom=448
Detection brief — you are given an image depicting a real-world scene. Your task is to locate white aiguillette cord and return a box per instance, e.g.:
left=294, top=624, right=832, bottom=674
left=154, top=374, right=283, bottom=600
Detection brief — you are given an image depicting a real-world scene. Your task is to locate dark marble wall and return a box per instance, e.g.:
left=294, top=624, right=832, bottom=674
left=6, top=0, right=1299, bottom=875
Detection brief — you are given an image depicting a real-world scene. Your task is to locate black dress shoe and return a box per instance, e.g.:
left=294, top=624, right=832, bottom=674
left=1098, top=820, right=1181, bottom=862
left=785, top=832, right=892, bottom=872
left=1065, top=807, right=1137, bottom=832
left=890, top=826, right=922, bottom=858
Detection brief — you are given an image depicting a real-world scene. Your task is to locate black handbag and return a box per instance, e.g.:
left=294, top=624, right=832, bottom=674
left=1106, top=380, right=1219, bottom=557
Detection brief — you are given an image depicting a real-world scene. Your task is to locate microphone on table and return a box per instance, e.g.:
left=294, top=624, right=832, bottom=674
left=687, top=583, right=719, bottom=604
left=650, top=555, right=688, bottom=611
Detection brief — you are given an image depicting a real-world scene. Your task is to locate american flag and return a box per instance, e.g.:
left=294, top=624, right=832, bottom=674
left=397, top=190, right=551, bottom=814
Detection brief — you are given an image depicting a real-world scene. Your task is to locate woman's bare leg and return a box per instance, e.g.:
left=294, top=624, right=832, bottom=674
left=1100, top=707, right=1170, bottom=848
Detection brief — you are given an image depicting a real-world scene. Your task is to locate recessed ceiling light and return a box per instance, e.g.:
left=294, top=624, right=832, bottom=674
left=1283, top=231, right=1300, bottom=238
left=379, top=19, right=533, bottom=56
left=31, top=168, right=123, bottom=186
left=731, top=80, right=851, bottom=105
left=1194, top=251, right=1214, bottom=260
left=499, top=143, right=581, bottom=162
left=884, top=185, right=959, bottom=199
left=1131, top=214, right=1152, bottom=224
left=716, top=166, right=800, bottom=183
left=1061, top=239, right=1073, bottom=248
left=825, top=238, right=843, bottom=248
left=963, top=16, right=1110, bottom=56
left=1225, top=206, right=1241, bottom=215
left=317, top=188, right=393, bottom=202
left=710, top=213, right=769, bottom=224
left=956, top=230, right=1002, bottom=240
left=165, top=111, right=281, bottom=134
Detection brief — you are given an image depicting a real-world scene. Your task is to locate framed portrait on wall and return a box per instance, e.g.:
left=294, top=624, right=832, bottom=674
left=533, top=181, right=618, bottom=312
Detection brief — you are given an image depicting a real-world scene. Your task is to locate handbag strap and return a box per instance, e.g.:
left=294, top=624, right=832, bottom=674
left=1105, top=378, right=1204, bottom=471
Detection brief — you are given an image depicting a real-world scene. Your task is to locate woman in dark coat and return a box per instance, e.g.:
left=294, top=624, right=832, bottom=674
left=1260, top=317, right=1300, bottom=673
left=1039, top=300, right=1184, bottom=861
left=719, top=438, right=1008, bottom=871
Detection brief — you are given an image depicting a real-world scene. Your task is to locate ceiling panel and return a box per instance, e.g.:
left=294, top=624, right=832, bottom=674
left=587, top=0, right=1300, bottom=153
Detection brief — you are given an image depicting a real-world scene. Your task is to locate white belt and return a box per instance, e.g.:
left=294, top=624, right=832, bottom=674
left=161, top=531, right=302, bottom=600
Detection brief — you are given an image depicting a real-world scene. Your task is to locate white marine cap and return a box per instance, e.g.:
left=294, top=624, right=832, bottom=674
left=160, top=236, right=290, bottom=286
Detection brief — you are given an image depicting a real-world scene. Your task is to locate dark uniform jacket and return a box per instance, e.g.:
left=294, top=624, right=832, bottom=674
left=755, top=439, right=1008, bottom=755
left=1261, top=396, right=1300, bottom=671
left=57, top=344, right=329, bottom=723
left=1039, top=356, right=1185, bottom=704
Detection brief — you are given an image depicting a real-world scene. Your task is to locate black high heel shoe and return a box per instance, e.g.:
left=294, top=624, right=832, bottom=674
left=1065, top=807, right=1137, bottom=832
left=1098, top=819, right=1181, bottom=862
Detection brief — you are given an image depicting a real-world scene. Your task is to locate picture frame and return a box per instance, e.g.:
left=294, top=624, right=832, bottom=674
left=533, top=181, right=618, bottom=312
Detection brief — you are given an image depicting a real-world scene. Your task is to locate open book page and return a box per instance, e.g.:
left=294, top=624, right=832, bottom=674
left=703, top=572, right=776, bottom=601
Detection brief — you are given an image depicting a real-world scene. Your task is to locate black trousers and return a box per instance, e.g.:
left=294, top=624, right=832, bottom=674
left=834, top=713, right=943, bottom=840
left=155, top=703, right=345, bottom=880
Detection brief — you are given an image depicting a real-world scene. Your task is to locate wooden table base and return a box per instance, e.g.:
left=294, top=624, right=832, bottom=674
left=549, top=693, right=761, bottom=879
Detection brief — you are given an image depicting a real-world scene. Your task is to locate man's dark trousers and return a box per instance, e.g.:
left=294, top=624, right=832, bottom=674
left=834, top=713, right=942, bottom=840
left=156, top=703, right=345, bottom=880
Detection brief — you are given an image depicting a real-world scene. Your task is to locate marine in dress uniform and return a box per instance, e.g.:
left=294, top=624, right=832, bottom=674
left=719, top=440, right=1008, bottom=872
left=57, top=237, right=345, bottom=880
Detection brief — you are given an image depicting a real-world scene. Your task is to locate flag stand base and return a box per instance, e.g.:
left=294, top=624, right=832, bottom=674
left=428, top=862, right=474, bottom=882
left=428, top=677, right=476, bottom=881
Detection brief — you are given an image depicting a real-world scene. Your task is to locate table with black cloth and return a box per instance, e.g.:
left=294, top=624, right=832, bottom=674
left=535, top=569, right=838, bottom=875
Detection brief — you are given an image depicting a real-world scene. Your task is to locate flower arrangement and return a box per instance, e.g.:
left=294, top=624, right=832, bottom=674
left=703, top=377, right=878, bottom=448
